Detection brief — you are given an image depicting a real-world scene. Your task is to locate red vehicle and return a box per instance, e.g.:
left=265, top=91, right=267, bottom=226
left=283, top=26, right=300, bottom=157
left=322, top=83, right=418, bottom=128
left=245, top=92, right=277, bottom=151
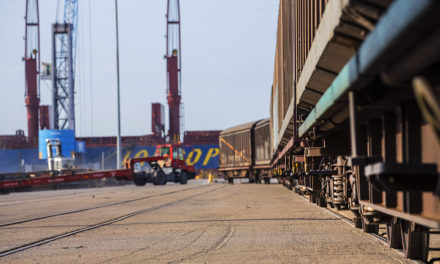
left=155, top=144, right=196, bottom=183
left=132, top=144, right=196, bottom=186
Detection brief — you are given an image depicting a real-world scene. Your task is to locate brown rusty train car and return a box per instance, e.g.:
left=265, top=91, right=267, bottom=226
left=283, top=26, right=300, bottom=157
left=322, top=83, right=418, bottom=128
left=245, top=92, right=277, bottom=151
left=270, top=0, right=440, bottom=261
left=219, top=119, right=272, bottom=184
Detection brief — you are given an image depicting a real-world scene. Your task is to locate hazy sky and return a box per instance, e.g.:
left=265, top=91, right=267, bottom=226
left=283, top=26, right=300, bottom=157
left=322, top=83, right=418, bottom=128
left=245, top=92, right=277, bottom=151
left=0, top=0, right=278, bottom=137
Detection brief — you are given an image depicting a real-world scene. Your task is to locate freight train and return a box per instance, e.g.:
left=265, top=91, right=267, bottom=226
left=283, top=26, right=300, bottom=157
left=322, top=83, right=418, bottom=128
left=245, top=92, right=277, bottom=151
left=219, top=119, right=272, bottom=184
left=219, top=0, right=440, bottom=261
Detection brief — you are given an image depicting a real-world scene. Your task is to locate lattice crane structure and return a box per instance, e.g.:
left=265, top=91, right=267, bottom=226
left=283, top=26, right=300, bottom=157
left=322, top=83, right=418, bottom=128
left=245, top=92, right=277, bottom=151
left=51, top=0, right=78, bottom=130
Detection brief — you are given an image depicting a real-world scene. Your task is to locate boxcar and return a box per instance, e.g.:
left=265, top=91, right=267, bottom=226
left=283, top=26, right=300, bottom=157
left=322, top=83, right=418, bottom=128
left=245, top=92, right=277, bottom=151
left=253, top=119, right=272, bottom=183
left=219, top=119, right=272, bottom=184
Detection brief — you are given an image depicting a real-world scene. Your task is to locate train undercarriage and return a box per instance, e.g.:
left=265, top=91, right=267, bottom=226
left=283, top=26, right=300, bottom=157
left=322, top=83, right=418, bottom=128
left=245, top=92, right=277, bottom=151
left=278, top=150, right=437, bottom=261
left=275, top=89, right=440, bottom=261
left=220, top=167, right=272, bottom=185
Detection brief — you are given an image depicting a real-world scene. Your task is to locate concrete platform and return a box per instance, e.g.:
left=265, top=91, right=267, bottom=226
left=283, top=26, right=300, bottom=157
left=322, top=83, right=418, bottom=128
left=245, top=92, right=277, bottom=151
left=0, top=182, right=423, bottom=263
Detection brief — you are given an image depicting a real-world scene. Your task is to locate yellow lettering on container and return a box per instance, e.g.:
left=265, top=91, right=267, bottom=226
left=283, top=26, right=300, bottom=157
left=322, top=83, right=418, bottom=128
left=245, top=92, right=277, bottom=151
left=203, top=148, right=219, bottom=166
left=186, top=149, right=202, bottom=165
left=134, top=149, right=149, bottom=167
left=122, top=150, right=133, bottom=167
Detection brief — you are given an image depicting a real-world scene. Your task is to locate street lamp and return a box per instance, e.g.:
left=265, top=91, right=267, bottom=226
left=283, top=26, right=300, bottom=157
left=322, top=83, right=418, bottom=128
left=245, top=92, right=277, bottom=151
left=115, top=0, right=121, bottom=169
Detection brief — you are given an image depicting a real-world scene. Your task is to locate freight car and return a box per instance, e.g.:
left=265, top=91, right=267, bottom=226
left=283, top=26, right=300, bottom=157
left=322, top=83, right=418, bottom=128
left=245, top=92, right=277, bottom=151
left=269, top=0, right=440, bottom=261
left=219, top=119, right=272, bottom=184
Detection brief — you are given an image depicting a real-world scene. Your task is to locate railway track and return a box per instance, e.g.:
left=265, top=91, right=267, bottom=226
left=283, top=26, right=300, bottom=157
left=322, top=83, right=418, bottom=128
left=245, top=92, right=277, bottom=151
left=0, top=185, right=206, bottom=228
left=322, top=205, right=388, bottom=243
left=0, top=186, right=133, bottom=207
left=296, top=192, right=439, bottom=264
left=0, top=185, right=224, bottom=258
left=296, top=194, right=387, bottom=244
left=323, top=208, right=440, bottom=264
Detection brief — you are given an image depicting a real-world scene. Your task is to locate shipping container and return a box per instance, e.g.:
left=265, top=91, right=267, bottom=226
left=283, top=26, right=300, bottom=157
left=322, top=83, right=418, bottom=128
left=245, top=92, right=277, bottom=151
left=0, top=130, right=28, bottom=149
left=183, top=130, right=221, bottom=145
left=77, top=135, right=165, bottom=148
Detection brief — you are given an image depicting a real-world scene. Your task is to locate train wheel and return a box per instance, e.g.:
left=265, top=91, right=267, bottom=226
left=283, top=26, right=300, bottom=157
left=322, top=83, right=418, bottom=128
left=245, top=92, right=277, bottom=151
left=362, top=217, right=379, bottom=234
left=309, top=193, right=316, bottom=203
left=400, top=220, right=429, bottom=261
left=255, top=175, right=261, bottom=184
left=353, top=216, right=362, bottom=229
left=317, top=196, right=326, bottom=208
left=386, top=217, right=402, bottom=249
left=287, top=177, right=293, bottom=190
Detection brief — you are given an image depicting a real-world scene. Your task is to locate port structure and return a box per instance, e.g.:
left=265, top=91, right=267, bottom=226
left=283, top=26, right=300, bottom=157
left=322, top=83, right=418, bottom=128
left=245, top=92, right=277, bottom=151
left=166, top=0, right=182, bottom=144
left=24, top=0, right=41, bottom=147
left=51, top=0, right=78, bottom=131
left=152, top=103, right=165, bottom=138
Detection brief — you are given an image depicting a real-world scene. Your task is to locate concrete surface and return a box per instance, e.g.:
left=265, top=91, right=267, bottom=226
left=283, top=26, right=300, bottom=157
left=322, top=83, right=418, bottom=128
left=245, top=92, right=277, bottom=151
left=0, top=181, right=430, bottom=263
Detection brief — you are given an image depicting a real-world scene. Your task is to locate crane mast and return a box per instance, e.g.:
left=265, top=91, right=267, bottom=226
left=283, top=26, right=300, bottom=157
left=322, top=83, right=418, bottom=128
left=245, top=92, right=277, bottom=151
left=51, top=0, right=78, bottom=131
left=64, top=0, right=79, bottom=72
left=166, top=0, right=182, bottom=144
left=24, top=0, right=41, bottom=146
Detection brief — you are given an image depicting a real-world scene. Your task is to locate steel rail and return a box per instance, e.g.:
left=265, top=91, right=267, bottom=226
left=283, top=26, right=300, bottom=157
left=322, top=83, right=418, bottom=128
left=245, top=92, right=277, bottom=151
left=0, top=185, right=224, bottom=258
left=295, top=192, right=388, bottom=244
left=293, top=192, right=432, bottom=263
left=321, top=205, right=387, bottom=243
left=0, top=185, right=208, bottom=228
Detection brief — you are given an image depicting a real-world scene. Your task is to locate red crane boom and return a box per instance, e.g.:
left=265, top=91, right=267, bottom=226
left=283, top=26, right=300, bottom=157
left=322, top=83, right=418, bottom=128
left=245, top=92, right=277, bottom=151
left=24, top=0, right=41, bottom=147
left=166, top=0, right=182, bottom=144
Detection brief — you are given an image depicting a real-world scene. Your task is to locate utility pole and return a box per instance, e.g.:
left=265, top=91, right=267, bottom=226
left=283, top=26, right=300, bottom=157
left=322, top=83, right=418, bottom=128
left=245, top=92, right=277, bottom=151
left=115, top=0, right=121, bottom=169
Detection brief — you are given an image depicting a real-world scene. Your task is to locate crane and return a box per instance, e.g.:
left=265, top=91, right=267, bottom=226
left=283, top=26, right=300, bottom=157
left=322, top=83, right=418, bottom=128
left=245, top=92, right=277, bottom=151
left=166, top=0, right=183, bottom=144
left=24, top=0, right=41, bottom=147
left=51, top=0, right=78, bottom=131
left=63, top=0, right=79, bottom=71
